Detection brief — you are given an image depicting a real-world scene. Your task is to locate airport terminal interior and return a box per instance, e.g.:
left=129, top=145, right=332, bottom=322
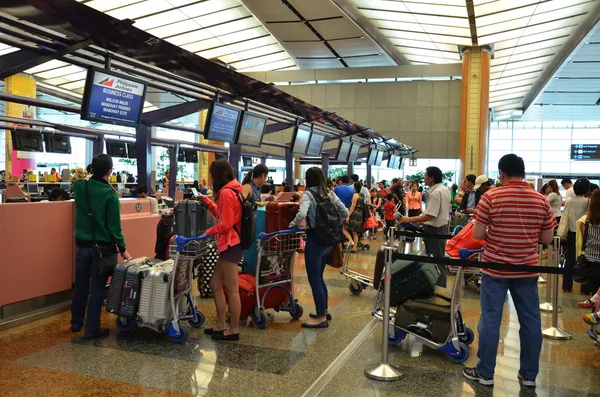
left=1, top=0, right=600, bottom=396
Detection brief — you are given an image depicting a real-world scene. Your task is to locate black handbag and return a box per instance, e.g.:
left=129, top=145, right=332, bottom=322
left=574, top=220, right=589, bottom=284
left=85, top=180, right=118, bottom=277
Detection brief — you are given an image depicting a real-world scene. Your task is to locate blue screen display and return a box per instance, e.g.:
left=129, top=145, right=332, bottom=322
left=82, top=69, right=146, bottom=126
left=206, top=103, right=241, bottom=143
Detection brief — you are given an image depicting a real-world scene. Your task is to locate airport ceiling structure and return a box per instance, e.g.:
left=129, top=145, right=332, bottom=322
left=0, top=0, right=599, bottom=124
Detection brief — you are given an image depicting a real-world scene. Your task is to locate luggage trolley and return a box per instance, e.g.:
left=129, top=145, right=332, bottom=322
left=252, top=229, right=304, bottom=328
left=341, top=242, right=374, bottom=296
left=373, top=247, right=482, bottom=363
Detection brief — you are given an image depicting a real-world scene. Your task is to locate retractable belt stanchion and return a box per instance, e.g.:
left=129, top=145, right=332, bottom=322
left=538, top=244, right=547, bottom=284
left=539, top=244, right=555, bottom=313
left=542, top=236, right=571, bottom=340
left=365, top=227, right=404, bottom=382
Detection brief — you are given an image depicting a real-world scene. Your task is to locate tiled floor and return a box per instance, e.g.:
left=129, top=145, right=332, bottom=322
left=1, top=236, right=599, bottom=397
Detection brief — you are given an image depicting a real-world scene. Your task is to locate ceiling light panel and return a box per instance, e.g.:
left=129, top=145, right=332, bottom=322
left=106, top=0, right=174, bottom=20
left=475, top=0, right=540, bottom=16
left=374, top=20, right=471, bottom=37
left=82, top=0, right=142, bottom=13
left=147, top=20, right=200, bottom=38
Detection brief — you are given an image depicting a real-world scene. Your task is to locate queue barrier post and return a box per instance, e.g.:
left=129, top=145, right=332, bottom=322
left=539, top=244, right=554, bottom=312
left=542, top=236, right=571, bottom=340
left=365, top=227, right=404, bottom=382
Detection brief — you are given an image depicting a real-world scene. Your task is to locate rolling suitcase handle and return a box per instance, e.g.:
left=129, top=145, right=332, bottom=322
left=259, top=228, right=305, bottom=241
left=175, top=234, right=209, bottom=252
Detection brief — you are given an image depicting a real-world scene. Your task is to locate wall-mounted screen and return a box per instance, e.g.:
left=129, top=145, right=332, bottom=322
left=12, top=130, right=44, bottom=152
left=205, top=102, right=242, bottom=143
left=236, top=111, right=267, bottom=148
left=105, top=140, right=127, bottom=158
left=80, top=67, right=147, bottom=127
left=185, top=149, right=198, bottom=163
left=367, top=148, right=378, bottom=166
left=43, top=134, right=71, bottom=154
left=306, top=132, right=325, bottom=156
left=397, top=156, right=404, bottom=170
left=387, top=154, right=397, bottom=169
left=291, top=126, right=311, bottom=155
left=348, top=142, right=361, bottom=163
left=336, top=139, right=352, bottom=161
left=375, top=150, right=384, bottom=166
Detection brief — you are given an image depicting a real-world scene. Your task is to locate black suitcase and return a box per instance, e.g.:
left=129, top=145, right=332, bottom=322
left=173, top=200, right=208, bottom=237
left=155, top=214, right=174, bottom=260
left=389, top=259, right=439, bottom=307
left=106, top=258, right=160, bottom=317
left=395, top=286, right=452, bottom=343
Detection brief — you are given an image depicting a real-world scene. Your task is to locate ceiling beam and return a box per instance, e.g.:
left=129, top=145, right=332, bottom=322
left=330, top=0, right=411, bottom=66
left=140, top=98, right=211, bottom=125
left=520, top=1, right=600, bottom=113
left=465, top=0, right=478, bottom=46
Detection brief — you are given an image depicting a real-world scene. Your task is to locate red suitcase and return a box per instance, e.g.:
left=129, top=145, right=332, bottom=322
left=237, top=274, right=291, bottom=318
left=265, top=202, right=300, bottom=251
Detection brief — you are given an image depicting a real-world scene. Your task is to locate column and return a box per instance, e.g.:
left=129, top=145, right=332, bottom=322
left=168, top=143, right=179, bottom=198
left=229, top=143, right=242, bottom=180
left=347, top=162, right=354, bottom=176
left=4, top=74, right=36, bottom=179
left=136, top=124, right=152, bottom=189
left=366, top=163, right=372, bottom=189
left=285, top=150, right=294, bottom=192
left=92, top=137, right=103, bottom=157
left=321, top=153, right=329, bottom=180
left=459, top=46, right=491, bottom=178
left=198, top=109, right=210, bottom=187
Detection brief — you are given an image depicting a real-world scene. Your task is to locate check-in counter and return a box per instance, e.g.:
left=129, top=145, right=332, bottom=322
left=0, top=198, right=160, bottom=313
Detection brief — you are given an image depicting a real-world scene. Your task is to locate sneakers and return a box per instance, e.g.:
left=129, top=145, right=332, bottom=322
left=463, top=368, right=494, bottom=386
left=583, top=312, right=600, bottom=325
left=518, top=371, right=536, bottom=387
left=578, top=299, right=597, bottom=309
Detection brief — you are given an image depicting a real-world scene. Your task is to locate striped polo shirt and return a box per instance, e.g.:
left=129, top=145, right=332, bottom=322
left=473, top=181, right=557, bottom=278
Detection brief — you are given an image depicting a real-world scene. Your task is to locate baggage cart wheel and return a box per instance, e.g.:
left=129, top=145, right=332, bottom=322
left=169, top=324, right=189, bottom=344
left=290, top=301, right=304, bottom=320
left=188, top=310, right=205, bottom=328
left=349, top=280, right=362, bottom=295
left=449, top=342, right=469, bottom=363
left=364, top=244, right=370, bottom=251
left=116, top=316, right=136, bottom=332
left=252, top=309, right=268, bottom=329
left=388, top=330, right=405, bottom=345
left=460, top=327, right=475, bottom=346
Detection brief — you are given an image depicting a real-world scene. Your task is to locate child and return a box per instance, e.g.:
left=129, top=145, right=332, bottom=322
left=290, top=193, right=300, bottom=203
left=384, top=193, right=396, bottom=231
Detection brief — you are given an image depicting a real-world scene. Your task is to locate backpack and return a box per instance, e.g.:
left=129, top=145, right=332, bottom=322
left=224, top=188, right=257, bottom=249
left=358, top=194, right=370, bottom=221
left=306, top=189, right=343, bottom=246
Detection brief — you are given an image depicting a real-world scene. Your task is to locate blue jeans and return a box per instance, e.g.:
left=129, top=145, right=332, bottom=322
left=71, top=246, right=110, bottom=333
left=304, top=235, right=333, bottom=318
left=476, top=274, right=542, bottom=380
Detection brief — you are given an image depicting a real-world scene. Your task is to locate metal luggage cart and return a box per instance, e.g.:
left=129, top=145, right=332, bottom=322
left=341, top=242, right=374, bottom=296
left=372, top=247, right=482, bottom=363
left=251, top=229, right=304, bottom=328
left=116, top=234, right=213, bottom=343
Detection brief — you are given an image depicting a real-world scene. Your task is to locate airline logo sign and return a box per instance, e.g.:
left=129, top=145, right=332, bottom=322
left=92, top=71, right=145, bottom=96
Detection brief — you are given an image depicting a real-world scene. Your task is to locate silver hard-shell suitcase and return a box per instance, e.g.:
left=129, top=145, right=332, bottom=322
left=137, top=260, right=174, bottom=331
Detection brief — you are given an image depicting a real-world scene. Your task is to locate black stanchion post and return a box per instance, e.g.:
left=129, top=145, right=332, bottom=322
left=542, top=236, right=571, bottom=340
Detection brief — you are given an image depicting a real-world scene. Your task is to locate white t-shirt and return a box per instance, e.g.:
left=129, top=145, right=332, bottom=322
left=148, top=197, right=159, bottom=214
left=547, top=192, right=562, bottom=217
left=565, top=187, right=575, bottom=200
left=424, top=183, right=451, bottom=227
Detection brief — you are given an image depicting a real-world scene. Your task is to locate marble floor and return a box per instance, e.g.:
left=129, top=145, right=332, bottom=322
left=1, top=236, right=599, bottom=397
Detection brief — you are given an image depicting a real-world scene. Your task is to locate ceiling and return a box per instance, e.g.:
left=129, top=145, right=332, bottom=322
left=520, top=23, right=600, bottom=121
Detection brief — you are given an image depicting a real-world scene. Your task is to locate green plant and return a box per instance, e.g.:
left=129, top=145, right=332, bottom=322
left=328, top=166, right=347, bottom=181
left=443, top=171, right=455, bottom=182
left=405, top=171, right=425, bottom=186
left=156, top=149, right=192, bottom=180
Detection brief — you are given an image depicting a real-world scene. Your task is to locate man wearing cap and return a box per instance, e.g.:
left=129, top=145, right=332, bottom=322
left=459, top=174, right=491, bottom=214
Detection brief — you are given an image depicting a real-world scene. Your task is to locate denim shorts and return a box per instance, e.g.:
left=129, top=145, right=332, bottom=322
left=219, top=244, right=244, bottom=263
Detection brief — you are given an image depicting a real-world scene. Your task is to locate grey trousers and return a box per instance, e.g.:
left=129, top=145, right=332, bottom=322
left=423, top=224, right=448, bottom=287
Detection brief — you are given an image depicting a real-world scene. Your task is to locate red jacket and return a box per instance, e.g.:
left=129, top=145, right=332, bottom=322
left=203, top=180, right=243, bottom=253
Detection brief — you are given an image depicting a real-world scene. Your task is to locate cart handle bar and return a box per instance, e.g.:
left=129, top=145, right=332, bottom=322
left=175, top=234, right=209, bottom=251
left=458, top=248, right=484, bottom=260
left=259, top=229, right=305, bottom=241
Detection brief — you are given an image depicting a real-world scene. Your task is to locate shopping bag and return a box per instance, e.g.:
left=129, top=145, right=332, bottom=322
left=326, top=244, right=344, bottom=268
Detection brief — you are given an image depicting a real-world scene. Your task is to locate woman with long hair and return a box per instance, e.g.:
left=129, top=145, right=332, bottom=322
left=405, top=181, right=423, bottom=217
left=343, top=182, right=366, bottom=252
left=546, top=179, right=562, bottom=224
left=289, top=167, right=347, bottom=327
left=241, top=163, right=269, bottom=205
left=579, top=189, right=600, bottom=319
left=197, top=160, right=244, bottom=341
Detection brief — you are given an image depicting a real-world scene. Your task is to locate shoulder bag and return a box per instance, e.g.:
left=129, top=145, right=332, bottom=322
left=556, top=202, right=569, bottom=239
left=85, top=180, right=118, bottom=277
left=574, top=220, right=589, bottom=284
left=326, top=243, right=344, bottom=268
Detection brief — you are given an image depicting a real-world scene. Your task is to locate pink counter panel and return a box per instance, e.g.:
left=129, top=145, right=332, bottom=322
left=0, top=199, right=160, bottom=307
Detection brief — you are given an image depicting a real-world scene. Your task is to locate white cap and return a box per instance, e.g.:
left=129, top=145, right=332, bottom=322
left=473, top=175, right=489, bottom=190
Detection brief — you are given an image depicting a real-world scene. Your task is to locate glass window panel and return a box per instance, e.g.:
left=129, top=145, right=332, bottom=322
left=107, top=0, right=173, bottom=20
left=165, top=29, right=213, bottom=46
left=541, top=139, right=571, bottom=150
left=490, top=140, right=513, bottom=151
left=573, top=121, right=600, bottom=128
left=25, top=60, right=69, bottom=74
left=524, top=161, right=541, bottom=173
left=542, top=129, right=572, bottom=140
left=571, top=161, right=600, bottom=174
left=513, top=127, right=542, bottom=139
left=195, top=7, right=251, bottom=27
left=228, top=36, right=276, bottom=52
left=572, top=128, right=600, bottom=140
left=542, top=121, right=572, bottom=129
left=541, top=161, right=571, bottom=173
left=148, top=20, right=200, bottom=38
left=216, top=27, right=266, bottom=45
left=134, top=9, right=188, bottom=30
left=541, top=150, right=569, bottom=162
left=205, top=17, right=259, bottom=37
left=490, top=127, right=513, bottom=140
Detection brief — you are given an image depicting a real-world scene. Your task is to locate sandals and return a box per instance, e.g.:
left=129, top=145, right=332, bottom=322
left=309, top=313, right=332, bottom=321
left=204, top=328, right=225, bottom=335
left=578, top=299, right=597, bottom=309
left=212, top=332, right=239, bottom=341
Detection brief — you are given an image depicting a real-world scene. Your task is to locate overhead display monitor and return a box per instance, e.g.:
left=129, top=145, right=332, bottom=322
left=306, top=132, right=325, bottom=156
left=348, top=142, right=361, bottom=163
left=336, top=139, right=352, bottom=161
left=80, top=67, right=147, bottom=127
left=236, top=111, right=267, bottom=148
left=43, top=134, right=71, bottom=154
left=375, top=150, right=384, bottom=166
left=397, top=156, right=404, bottom=170
left=205, top=102, right=242, bottom=143
left=367, top=148, right=378, bottom=166
left=291, top=126, right=311, bottom=155
left=571, top=144, right=600, bottom=160
left=177, top=149, right=185, bottom=162
left=105, top=140, right=127, bottom=158
left=185, top=149, right=198, bottom=163
left=126, top=142, right=136, bottom=158
left=11, top=130, right=43, bottom=152
left=387, top=154, right=397, bottom=169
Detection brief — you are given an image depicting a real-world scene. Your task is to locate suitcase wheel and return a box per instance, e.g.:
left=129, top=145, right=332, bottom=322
left=188, top=310, right=205, bottom=328
left=349, top=280, right=362, bottom=295
left=449, top=342, right=469, bottom=363
left=459, top=327, right=475, bottom=346
left=116, top=317, right=136, bottom=332
left=290, top=301, right=303, bottom=320
left=252, top=309, right=268, bottom=329
left=388, top=330, right=405, bottom=345
left=169, top=323, right=189, bottom=344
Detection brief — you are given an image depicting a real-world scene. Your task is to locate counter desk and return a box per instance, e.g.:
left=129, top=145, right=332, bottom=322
left=0, top=198, right=160, bottom=323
